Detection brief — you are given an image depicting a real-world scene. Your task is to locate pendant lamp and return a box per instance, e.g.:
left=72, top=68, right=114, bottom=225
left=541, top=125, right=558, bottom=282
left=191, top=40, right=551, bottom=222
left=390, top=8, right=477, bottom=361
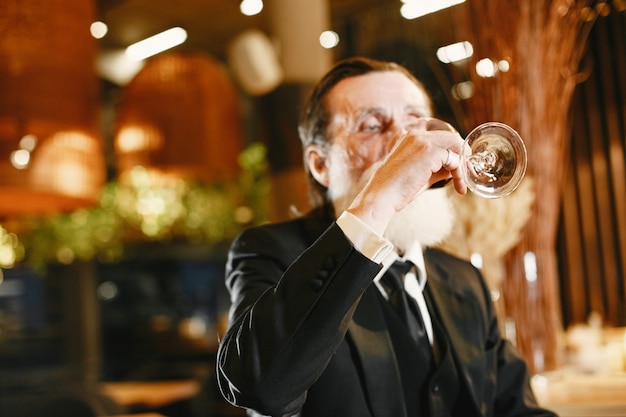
left=114, top=52, right=244, bottom=184
left=0, top=0, right=106, bottom=217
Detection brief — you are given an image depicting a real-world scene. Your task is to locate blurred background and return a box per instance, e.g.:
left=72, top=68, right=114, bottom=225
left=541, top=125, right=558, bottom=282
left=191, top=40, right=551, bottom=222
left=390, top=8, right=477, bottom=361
left=0, top=0, right=625, bottom=416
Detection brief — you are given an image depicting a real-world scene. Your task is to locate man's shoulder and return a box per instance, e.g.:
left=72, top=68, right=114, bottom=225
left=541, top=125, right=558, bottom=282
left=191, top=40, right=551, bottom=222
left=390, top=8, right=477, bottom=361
left=237, top=214, right=312, bottom=239
left=424, top=247, right=483, bottom=286
left=232, top=205, right=333, bottom=251
left=424, top=247, right=489, bottom=299
left=424, top=246, right=474, bottom=268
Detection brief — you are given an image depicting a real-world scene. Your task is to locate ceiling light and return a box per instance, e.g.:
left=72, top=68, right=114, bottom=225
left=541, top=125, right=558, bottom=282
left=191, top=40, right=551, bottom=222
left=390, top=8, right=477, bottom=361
left=240, top=0, right=263, bottom=16
left=19, top=134, right=38, bottom=151
left=10, top=149, right=30, bottom=169
left=475, top=58, right=497, bottom=78
left=125, top=27, right=188, bottom=62
left=97, top=50, right=145, bottom=85
left=319, top=31, right=339, bottom=49
left=436, top=41, right=473, bottom=64
left=90, top=21, right=108, bottom=39
left=451, top=81, right=475, bottom=100
left=400, top=0, right=465, bottom=20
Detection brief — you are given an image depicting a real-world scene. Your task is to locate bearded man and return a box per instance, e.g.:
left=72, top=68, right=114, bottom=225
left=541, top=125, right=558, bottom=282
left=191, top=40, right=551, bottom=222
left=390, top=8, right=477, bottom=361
left=216, top=57, right=556, bottom=417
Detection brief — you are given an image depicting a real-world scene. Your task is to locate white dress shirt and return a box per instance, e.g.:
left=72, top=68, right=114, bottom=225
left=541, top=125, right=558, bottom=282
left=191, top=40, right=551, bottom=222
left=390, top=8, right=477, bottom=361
left=336, top=211, right=434, bottom=345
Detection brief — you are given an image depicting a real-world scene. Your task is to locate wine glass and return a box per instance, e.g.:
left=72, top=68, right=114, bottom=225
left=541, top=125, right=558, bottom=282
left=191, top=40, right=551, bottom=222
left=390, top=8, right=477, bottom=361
left=419, top=118, right=527, bottom=199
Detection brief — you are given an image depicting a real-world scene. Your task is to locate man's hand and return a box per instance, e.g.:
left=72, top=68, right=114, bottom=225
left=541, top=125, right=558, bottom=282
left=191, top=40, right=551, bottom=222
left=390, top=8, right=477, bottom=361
left=346, top=128, right=467, bottom=236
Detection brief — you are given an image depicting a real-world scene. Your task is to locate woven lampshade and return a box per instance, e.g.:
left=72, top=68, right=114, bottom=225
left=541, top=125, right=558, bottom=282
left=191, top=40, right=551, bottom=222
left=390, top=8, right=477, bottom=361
left=114, top=52, right=244, bottom=183
left=0, top=0, right=106, bottom=216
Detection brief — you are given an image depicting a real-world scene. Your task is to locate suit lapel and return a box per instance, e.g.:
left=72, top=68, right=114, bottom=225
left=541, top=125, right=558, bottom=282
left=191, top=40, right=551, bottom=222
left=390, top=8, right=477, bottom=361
left=306, top=206, right=407, bottom=417
left=424, top=256, right=484, bottom=415
left=348, top=286, right=407, bottom=417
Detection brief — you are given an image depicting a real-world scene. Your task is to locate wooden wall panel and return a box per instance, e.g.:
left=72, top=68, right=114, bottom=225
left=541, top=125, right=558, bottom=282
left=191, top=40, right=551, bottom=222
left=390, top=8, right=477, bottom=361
left=558, top=10, right=626, bottom=327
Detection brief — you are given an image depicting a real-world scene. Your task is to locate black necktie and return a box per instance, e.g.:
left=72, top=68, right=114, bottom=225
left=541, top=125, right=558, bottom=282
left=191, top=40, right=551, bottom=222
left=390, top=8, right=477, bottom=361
left=381, top=260, right=430, bottom=347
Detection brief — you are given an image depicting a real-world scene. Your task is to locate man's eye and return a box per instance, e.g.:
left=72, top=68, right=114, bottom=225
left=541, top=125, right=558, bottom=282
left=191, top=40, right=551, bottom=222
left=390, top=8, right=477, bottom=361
left=358, top=118, right=383, bottom=133
left=409, top=114, right=428, bottom=123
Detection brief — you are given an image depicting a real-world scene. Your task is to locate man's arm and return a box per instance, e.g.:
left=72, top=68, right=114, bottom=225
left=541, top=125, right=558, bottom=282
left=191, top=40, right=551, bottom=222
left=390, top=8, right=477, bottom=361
left=216, top=222, right=381, bottom=416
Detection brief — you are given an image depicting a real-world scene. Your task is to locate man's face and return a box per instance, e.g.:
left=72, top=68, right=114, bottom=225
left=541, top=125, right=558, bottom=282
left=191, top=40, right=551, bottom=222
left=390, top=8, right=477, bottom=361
left=322, top=70, right=432, bottom=213
left=320, top=70, right=454, bottom=249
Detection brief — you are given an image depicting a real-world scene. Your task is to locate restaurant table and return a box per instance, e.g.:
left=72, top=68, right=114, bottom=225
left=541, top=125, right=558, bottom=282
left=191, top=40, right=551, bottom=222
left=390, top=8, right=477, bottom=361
left=101, top=379, right=201, bottom=409
left=110, top=414, right=167, bottom=417
left=532, top=371, right=626, bottom=416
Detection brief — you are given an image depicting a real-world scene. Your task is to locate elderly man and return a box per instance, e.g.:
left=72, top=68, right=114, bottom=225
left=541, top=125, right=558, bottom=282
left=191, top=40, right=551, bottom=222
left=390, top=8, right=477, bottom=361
left=216, top=57, right=555, bottom=417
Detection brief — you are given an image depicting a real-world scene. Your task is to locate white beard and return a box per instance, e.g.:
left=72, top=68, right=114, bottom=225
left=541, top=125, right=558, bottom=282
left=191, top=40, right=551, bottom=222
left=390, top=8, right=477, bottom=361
left=330, top=162, right=455, bottom=253
left=383, top=187, right=455, bottom=252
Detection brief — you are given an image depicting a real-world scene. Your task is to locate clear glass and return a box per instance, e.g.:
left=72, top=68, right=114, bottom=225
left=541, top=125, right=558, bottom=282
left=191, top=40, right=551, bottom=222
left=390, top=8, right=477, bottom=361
left=418, top=118, right=527, bottom=199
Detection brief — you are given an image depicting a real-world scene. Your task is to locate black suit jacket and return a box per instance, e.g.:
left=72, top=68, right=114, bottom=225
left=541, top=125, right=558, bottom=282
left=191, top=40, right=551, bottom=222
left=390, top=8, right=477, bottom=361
left=216, top=207, right=556, bottom=417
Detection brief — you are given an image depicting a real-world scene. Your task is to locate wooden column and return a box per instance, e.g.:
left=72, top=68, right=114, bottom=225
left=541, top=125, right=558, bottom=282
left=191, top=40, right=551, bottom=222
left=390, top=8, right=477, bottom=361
left=61, top=262, right=102, bottom=384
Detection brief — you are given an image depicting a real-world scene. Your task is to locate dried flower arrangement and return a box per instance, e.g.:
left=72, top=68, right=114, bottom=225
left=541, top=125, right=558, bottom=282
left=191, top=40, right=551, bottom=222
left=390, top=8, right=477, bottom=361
left=451, top=0, right=602, bottom=372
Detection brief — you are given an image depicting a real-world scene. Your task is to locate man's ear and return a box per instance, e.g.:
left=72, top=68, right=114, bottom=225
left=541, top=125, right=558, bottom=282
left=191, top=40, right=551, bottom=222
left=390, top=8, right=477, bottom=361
left=305, top=145, right=329, bottom=187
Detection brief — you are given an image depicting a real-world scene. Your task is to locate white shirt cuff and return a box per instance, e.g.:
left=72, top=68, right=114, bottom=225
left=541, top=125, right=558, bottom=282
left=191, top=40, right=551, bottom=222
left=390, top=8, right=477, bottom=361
left=336, top=211, right=394, bottom=263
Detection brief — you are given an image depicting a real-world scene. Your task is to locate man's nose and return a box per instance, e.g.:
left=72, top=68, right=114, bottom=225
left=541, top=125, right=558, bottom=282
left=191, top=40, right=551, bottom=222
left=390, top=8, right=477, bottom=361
left=383, top=126, right=407, bottom=154
left=383, top=119, right=432, bottom=153
left=404, top=117, right=434, bottom=132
